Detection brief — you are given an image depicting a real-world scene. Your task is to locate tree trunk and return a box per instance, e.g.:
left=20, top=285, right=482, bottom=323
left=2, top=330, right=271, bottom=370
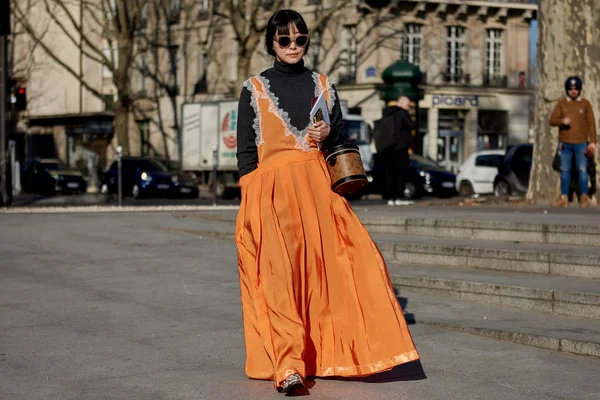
left=235, top=34, right=261, bottom=93
left=586, top=0, right=600, bottom=194
left=527, top=0, right=598, bottom=203
left=113, top=99, right=130, bottom=155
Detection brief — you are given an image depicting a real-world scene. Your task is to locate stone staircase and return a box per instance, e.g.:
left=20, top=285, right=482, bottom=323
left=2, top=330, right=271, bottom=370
left=175, top=207, right=600, bottom=358
left=360, top=213, right=600, bottom=358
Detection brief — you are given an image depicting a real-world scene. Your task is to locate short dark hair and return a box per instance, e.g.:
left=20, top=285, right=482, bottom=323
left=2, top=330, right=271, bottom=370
left=265, top=9, right=310, bottom=57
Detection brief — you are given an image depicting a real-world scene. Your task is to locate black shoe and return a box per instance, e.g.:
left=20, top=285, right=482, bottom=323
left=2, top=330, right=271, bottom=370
left=277, top=373, right=304, bottom=394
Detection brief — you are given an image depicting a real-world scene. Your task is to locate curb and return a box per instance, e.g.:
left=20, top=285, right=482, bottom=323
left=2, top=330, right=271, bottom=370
left=422, top=321, right=600, bottom=358
left=0, top=205, right=240, bottom=214
left=391, top=276, right=600, bottom=320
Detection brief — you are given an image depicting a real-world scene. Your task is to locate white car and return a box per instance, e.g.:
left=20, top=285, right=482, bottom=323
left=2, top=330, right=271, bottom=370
left=456, top=150, right=505, bottom=196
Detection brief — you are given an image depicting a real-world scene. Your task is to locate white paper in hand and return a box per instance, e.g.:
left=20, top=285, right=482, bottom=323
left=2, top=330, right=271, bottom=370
left=309, top=91, right=330, bottom=125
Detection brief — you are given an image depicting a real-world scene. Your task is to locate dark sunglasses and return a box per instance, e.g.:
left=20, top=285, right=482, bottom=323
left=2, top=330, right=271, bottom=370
left=274, top=34, right=309, bottom=48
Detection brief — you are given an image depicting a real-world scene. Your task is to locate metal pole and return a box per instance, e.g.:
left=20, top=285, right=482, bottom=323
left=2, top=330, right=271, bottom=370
left=117, top=145, right=122, bottom=207
left=0, top=35, right=8, bottom=206
left=212, top=145, right=218, bottom=206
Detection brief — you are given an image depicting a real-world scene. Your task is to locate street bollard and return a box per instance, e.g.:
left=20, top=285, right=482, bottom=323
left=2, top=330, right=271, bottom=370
left=212, top=146, right=218, bottom=206
left=117, top=145, right=123, bottom=207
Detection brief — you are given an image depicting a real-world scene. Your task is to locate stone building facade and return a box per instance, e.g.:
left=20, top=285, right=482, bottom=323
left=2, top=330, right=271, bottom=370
left=16, top=0, right=537, bottom=176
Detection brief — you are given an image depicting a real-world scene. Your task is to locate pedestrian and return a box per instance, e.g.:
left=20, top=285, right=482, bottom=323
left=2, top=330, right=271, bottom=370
left=550, top=76, right=597, bottom=207
left=235, top=9, right=419, bottom=394
left=378, top=96, right=415, bottom=206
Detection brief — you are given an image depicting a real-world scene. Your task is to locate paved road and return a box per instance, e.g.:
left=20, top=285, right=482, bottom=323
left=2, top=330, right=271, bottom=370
left=1, top=212, right=599, bottom=400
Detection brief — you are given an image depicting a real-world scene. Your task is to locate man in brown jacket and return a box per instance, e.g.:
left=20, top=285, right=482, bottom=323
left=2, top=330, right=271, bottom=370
left=549, top=76, right=597, bottom=207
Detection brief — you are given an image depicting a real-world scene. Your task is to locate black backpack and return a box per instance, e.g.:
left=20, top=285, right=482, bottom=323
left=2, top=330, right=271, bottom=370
left=373, top=115, right=395, bottom=152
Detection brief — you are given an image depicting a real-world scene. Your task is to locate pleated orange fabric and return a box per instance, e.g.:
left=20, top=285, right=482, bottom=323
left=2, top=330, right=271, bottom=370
left=236, top=74, right=419, bottom=388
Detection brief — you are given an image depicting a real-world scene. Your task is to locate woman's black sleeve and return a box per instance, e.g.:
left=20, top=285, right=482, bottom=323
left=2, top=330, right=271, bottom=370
left=322, top=84, right=346, bottom=148
left=236, top=86, right=259, bottom=177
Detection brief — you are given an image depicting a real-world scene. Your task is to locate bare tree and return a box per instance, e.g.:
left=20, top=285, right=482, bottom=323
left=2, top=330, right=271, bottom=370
left=213, top=0, right=353, bottom=92
left=130, top=0, right=218, bottom=161
left=10, top=0, right=50, bottom=98
left=12, top=0, right=145, bottom=155
left=311, top=4, right=402, bottom=79
left=526, top=0, right=600, bottom=203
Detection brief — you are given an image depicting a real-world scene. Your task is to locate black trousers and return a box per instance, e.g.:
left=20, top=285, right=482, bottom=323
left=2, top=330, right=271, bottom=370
left=382, top=147, right=410, bottom=200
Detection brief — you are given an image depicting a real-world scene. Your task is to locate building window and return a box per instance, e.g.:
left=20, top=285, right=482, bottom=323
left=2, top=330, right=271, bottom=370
left=194, top=47, right=208, bottom=93
left=103, top=47, right=118, bottom=78
left=169, top=0, right=180, bottom=24
left=340, top=24, right=357, bottom=84
left=401, top=24, right=421, bottom=66
left=484, top=29, right=505, bottom=86
left=445, top=26, right=466, bottom=84
left=140, top=3, right=148, bottom=29
left=138, top=120, right=151, bottom=156
left=105, top=0, right=116, bottom=22
left=198, top=0, right=209, bottom=19
left=168, top=45, right=179, bottom=95
left=310, top=29, right=322, bottom=70
left=139, top=52, right=148, bottom=95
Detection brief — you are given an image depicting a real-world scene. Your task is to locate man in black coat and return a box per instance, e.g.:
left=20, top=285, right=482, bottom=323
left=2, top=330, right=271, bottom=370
left=376, top=96, right=415, bottom=205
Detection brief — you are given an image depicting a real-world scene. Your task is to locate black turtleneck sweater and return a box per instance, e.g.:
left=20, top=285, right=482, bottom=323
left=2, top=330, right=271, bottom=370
left=236, top=59, right=346, bottom=177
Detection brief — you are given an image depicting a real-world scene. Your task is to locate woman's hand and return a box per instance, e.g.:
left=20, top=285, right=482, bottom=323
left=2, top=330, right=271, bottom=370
left=307, top=121, right=330, bottom=143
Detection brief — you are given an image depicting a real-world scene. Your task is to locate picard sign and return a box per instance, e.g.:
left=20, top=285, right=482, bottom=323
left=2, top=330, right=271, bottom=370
left=432, top=94, right=479, bottom=108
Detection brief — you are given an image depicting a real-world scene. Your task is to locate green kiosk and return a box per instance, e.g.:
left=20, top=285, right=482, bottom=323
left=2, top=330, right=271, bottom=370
left=378, top=60, right=425, bottom=155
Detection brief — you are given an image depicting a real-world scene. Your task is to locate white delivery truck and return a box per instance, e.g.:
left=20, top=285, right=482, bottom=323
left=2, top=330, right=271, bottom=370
left=181, top=101, right=373, bottom=198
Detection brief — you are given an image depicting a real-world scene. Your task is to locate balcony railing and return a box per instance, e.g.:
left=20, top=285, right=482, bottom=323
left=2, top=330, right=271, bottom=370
left=338, top=73, right=357, bottom=85
left=485, top=0, right=536, bottom=4
left=483, top=74, right=508, bottom=87
left=197, top=9, right=209, bottom=20
left=442, top=72, right=470, bottom=85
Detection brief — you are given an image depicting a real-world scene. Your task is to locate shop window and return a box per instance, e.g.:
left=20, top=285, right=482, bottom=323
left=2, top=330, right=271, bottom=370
left=478, top=110, right=508, bottom=150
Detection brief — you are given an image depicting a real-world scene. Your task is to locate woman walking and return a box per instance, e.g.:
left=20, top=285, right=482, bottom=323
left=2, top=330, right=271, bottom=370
left=235, top=9, right=419, bottom=394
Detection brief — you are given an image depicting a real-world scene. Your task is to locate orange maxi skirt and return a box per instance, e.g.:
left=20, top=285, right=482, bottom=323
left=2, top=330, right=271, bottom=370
left=235, top=150, right=419, bottom=386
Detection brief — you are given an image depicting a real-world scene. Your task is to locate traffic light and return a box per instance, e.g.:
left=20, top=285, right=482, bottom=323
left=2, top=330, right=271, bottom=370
left=14, top=87, right=27, bottom=111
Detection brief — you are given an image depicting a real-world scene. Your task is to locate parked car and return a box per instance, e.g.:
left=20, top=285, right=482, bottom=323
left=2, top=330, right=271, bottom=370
left=100, top=157, right=199, bottom=199
left=370, top=153, right=457, bottom=200
left=493, top=144, right=533, bottom=196
left=456, top=150, right=505, bottom=196
left=21, top=158, right=87, bottom=195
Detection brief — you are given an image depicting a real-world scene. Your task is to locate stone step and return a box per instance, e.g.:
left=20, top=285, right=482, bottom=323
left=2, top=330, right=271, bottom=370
left=387, top=263, right=600, bottom=320
left=373, top=234, right=600, bottom=279
left=361, top=215, right=600, bottom=246
left=397, top=288, right=600, bottom=358
left=174, top=208, right=600, bottom=246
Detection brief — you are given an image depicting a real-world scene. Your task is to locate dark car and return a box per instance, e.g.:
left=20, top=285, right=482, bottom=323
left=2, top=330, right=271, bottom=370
left=100, top=157, right=199, bottom=199
left=21, top=158, right=87, bottom=195
left=369, top=153, right=457, bottom=200
left=493, top=143, right=533, bottom=196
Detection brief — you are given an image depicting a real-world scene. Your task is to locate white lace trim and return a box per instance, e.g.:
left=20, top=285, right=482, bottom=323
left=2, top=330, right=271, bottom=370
left=243, top=79, right=264, bottom=146
left=255, top=75, right=314, bottom=151
left=326, top=76, right=336, bottom=114
left=312, top=72, right=321, bottom=99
